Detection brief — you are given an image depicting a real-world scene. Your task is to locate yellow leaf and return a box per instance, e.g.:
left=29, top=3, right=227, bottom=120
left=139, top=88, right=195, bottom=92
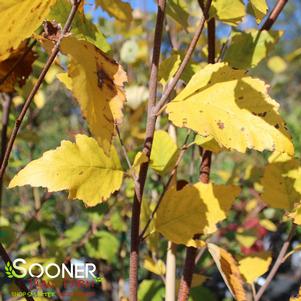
left=210, top=0, right=246, bottom=26
left=0, top=0, right=56, bottom=60
left=208, top=243, right=247, bottom=301
left=267, top=56, right=287, bottom=74
left=34, top=90, right=45, bottom=109
left=150, top=130, right=180, bottom=175
left=194, top=135, right=223, bottom=153
left=56, top=72, right=73, bottom=90
left=154, top=182, right=240, bottom=245
left=166, top=63, right=294, bottom=156
left=96, top=0, right=133, bottom=22
left=259, top=219, right=277, bottom=232
left=248, top=0, right=268, bottom=24
left=60, top=36, right=127, bottom=152
left=238, top=252, right=272, bottom=283
left=9, top=135, right=124, bottom=207
left=143, top=256, right=166, bottom=276
left=261, top=154, right=301, bottom=210
left=131, top=151, right=148, bottom=177
left=236, top=232, right=257, bottom=248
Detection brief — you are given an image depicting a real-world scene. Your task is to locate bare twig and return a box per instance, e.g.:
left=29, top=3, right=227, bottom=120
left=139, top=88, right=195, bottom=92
left=0, top=0, right=82, bottom=183
left=153, top=0, right=212, bottom=115
left=261, top=0, right=288, bottom=31
left=116, top=125, right=132, bottom=171
left=129, top=1, right=166, bottom=300
left=255, top=223, right=296, bottom=301
left=0, top=94, right=13, bottom=198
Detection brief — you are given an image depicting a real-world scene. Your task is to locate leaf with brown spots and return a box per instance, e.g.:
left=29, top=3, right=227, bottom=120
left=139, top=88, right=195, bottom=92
left=0, top=0, right=56, bottom=60
left=208, top=243, right=247, bottom=301
left=0, top=42, right=37, bottom=93
left=166, top=63, right=294, bottom=155
left=59, top=36, right=127, bottom=152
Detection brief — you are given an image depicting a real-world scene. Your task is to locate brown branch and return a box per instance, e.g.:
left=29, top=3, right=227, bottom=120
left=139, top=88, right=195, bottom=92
left=177, top=11, right=215, bottom=301
left=255, top=223, right=296, bottom=301
left=261, top=0, right=288, bottom=31
left=0, top=243, right=34, bottom=301
left=129, top=1, right=166, bottom=300
left=0, top=94, right=13, bottom=199
left=153, top=0, right=212, bottom=115
left=0, top=0, right=82, bottom=183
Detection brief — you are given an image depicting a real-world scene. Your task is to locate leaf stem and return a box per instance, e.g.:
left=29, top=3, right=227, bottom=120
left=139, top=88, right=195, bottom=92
left=129, top=1, right=166, bottom=300
left=0, top=0, right=82, bottom=184
left=0, top=93, right=12, bottom=200
left=255, top=223, right=296, bottom=301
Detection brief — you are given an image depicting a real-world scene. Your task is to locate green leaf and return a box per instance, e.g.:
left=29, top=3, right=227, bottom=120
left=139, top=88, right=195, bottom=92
left=224, top=29, right=282, bottom=69
left=158, top=51, right=201, bottom=87
left=166, top=0, right=190, bottom=29
left=138, top=279, right=165, bottom=301
left=85, top=231, right=120, bottom=263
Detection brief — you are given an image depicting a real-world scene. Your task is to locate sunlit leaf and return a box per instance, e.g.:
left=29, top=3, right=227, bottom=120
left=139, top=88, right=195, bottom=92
left=166, top=63, right=294, bottom=155
left=248, top=0, right=268, bottom=24
left=60, top=36, right=127, bottom=152
left=238, top=251, right=272, bottom=283
left=0, top=0, right=56, bottom=60
left=210, top=0, right=246, bottom=26
left=9, top=135, right=124, bottom=207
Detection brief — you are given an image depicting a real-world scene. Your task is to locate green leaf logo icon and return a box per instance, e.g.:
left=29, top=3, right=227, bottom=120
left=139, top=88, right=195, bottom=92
left=4, top=261, right=25, bottom=279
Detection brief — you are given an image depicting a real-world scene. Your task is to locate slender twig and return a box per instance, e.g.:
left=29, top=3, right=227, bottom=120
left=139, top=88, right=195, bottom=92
left=0, top=243, right=34, bottom=301
left=255, top=223, right=296, bottom=301
left=116, top=125, right=132, bottom=170
left=0, top=94, right=13, bottom=199
left=177, top=9, right=215, bottom=300
left=0, top=0, right=82, bottom=183
left=129, top=1, right=166, bottom=300
left=153, top=0, right=212, bottom=115
left=260, top=0, right=288, bottom=31
left=139, top=133, right=191, bottom=241
left=0, top=40, right=37, bottom=87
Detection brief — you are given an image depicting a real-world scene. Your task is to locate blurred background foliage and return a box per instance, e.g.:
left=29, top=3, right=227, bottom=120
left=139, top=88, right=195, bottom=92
left=1, top=0, right=301, bottom=300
